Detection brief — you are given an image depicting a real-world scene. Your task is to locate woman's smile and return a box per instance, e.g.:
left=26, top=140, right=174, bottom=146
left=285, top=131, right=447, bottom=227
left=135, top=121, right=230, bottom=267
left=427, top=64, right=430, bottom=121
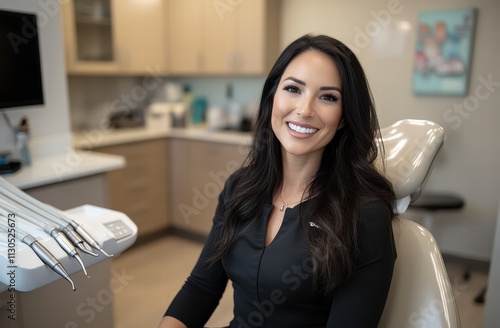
left=287, top=121, right=319, bottom=137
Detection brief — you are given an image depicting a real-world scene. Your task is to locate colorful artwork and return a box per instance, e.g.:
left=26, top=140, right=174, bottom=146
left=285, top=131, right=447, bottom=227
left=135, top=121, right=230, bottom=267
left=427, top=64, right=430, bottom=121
left=413, top=8, right=477, bottom=96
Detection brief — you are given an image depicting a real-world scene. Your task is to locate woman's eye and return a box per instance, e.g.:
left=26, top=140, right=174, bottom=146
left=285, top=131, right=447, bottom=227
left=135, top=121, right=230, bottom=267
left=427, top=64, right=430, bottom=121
left=320, top=94, right=339, bottom=102
left=284, top=85, right=300, bottom=94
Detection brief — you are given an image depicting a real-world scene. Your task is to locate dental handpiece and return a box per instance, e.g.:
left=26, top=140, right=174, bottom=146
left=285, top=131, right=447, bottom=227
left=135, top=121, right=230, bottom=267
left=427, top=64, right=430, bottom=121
left=32, top=204, right=113, bottom=257
left=62, top=225, right=98, bottom=257
left=43, top=226, right=91, bottom=278
left=22, top=235, right=76, bottom=291
left=69, top=220, right=113, bottom=257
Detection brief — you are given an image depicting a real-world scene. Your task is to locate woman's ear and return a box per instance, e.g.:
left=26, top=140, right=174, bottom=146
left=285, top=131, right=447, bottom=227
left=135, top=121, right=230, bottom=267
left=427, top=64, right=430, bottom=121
left=337, top=120, right=345, bottom=130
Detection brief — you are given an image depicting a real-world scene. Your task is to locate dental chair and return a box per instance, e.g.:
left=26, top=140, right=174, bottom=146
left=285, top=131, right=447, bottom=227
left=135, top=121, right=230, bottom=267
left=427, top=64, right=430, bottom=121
left=377, top=119, right=460, bottom=328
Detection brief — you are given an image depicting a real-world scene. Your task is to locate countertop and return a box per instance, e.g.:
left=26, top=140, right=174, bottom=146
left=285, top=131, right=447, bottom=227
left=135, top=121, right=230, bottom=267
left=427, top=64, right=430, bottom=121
left=72, top=126, right=253, bottom=149
left=2, top=151, right=125, bottom=190
left=4, top=126, right=249, bottom=190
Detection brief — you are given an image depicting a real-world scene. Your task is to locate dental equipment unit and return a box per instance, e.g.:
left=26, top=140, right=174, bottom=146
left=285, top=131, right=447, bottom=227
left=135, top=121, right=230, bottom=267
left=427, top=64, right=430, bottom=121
left=0, top=175, right=137, bottom=292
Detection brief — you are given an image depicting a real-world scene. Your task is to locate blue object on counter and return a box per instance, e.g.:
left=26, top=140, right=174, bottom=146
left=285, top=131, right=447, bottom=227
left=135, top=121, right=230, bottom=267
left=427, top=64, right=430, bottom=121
left=192, top=97, right=207, bottom=125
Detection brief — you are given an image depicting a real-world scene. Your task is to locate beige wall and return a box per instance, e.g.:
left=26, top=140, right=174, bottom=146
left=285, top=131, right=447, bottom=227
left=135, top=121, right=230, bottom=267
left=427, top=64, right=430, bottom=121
left=281, top=0, right=500, bottom=260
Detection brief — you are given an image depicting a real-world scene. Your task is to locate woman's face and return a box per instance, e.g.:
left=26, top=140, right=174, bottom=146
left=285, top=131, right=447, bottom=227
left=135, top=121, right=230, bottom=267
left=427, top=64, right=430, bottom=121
left=271, top=50, right=343, bottom=159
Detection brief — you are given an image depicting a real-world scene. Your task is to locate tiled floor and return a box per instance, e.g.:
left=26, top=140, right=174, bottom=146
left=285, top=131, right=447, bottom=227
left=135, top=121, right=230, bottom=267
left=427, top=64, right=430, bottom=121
left=111, top=235, right=488, bottom=328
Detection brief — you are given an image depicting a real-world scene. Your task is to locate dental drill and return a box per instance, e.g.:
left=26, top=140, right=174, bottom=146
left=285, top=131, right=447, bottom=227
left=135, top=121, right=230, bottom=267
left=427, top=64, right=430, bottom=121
left=0, top=219, right=76, bottom=291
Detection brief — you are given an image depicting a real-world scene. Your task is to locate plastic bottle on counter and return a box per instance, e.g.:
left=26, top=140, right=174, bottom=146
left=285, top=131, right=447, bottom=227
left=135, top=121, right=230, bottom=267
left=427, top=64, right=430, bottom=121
left=15, top=117, right=32, bottom=166
left=191, top=97, right=207, bottom=126
left=225, top=83, right=242, bottom=130
left=182, top=84, right=193, bottom=127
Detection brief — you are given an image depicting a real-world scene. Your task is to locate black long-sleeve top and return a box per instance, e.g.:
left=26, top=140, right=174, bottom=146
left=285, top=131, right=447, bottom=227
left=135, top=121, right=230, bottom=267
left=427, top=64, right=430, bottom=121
left=165, top=178, right=396, bottom=328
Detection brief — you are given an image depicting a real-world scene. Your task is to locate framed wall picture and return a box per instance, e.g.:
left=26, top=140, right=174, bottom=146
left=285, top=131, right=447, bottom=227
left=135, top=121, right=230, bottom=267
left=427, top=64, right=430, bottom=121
left=412, top=8, right=477, bottom=96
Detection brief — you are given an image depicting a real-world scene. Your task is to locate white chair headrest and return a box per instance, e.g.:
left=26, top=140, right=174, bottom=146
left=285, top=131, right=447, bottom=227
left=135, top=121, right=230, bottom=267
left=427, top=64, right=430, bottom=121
left=375, top=119, right=445, bottom=201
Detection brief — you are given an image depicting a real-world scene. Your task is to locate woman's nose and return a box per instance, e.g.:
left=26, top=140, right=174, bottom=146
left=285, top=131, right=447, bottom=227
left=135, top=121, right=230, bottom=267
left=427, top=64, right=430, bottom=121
left=297, top=97, right=314, bottom=117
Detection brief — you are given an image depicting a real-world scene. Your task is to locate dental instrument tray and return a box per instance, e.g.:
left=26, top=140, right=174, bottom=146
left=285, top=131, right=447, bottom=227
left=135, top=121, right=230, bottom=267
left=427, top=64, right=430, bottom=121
left=0, top=205, right=137, bottom=292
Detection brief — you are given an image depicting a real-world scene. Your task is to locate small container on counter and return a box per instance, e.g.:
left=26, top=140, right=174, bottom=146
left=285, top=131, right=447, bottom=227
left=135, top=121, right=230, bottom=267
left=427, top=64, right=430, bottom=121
left=14, top=117, right=32, bottom=166
left=146, top=102, right=171, bottom=132
left=191, top=97, right=207, bottom=126
left=225, top=83, right=243, bottom=130
left=206, top=106, right=226, bottom=130
left=170, top=102, right=188, bottom=128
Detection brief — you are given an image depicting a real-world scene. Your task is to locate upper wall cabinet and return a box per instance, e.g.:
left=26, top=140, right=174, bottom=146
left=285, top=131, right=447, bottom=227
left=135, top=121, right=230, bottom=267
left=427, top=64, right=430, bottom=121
left=61, top=0, right=167, bottom=75
left=112, top=0, right=167, bottom=75
left=61, top=0, right=117, bottom=74
left=167, top=0, right=281, bottom=75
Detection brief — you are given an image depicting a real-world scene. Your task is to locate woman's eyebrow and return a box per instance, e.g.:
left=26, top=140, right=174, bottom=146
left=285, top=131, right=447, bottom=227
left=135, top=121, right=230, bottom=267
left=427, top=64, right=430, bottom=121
left=284, top=76, right=342, bottom=94
left=320, top=86, right=342, bottom=93
left=284, top=76, right=306, bottom=85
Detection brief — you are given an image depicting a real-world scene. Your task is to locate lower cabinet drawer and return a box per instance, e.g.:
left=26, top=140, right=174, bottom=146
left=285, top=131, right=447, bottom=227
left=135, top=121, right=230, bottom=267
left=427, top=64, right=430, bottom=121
left=97, top=139, right=169, bottom=237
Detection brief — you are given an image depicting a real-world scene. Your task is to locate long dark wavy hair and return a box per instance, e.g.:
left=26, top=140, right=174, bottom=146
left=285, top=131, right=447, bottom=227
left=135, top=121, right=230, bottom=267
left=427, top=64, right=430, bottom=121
left=211, top=34, right=396, bottom=294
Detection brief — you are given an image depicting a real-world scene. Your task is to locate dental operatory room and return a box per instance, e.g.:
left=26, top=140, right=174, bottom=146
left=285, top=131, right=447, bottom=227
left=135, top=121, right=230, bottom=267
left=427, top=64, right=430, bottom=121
left=1, top=0, right=500, bottom=327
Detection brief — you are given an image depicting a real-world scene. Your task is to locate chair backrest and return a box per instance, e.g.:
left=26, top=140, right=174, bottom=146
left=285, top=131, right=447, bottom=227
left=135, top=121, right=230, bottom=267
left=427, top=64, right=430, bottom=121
left=376, top=119, right=460, bottom=328
left=375, top=119, right=445, bottom=201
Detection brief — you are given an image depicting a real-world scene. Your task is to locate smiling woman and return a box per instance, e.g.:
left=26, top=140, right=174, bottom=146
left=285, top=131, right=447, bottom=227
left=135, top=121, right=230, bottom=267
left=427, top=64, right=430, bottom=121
left=158, top=34, right=397, bottom=328
left=271, top=50, right=343, bottom=158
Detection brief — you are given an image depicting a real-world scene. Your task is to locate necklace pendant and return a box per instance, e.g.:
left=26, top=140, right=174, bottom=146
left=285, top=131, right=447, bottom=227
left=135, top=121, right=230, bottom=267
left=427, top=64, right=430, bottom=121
left=280, top=203, right=286, bottom=211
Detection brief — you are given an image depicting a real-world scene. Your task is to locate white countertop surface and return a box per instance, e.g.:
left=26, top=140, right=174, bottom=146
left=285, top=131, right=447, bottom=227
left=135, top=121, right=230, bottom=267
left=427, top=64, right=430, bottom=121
left=2, top=151, right=125, bottom=190
left=3, top=126, right=248, bottom=190
left=72, top=126, right=252, bottom=149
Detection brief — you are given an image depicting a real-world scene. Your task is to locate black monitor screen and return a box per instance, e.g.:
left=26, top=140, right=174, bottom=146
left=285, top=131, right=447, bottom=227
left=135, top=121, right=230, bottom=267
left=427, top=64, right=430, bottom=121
left=0, top=9, right=44, bottom=109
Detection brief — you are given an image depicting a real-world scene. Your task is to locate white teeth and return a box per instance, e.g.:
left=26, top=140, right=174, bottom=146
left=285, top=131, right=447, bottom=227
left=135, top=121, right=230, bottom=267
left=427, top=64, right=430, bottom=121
left=288, top=122, right=318, bottom=134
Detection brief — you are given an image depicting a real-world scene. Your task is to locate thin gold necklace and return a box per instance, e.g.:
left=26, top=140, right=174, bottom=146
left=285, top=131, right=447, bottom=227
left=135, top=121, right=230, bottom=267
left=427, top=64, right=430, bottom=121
left=278, top=193, right=303, bottom=211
